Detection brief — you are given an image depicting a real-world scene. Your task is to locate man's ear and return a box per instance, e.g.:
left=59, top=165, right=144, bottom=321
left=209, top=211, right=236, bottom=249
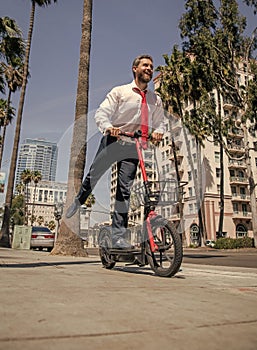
left=132, top=66, right=137, bottom=74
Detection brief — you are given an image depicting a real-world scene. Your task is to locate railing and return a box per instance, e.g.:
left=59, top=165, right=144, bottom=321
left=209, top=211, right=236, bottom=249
left=230, top=176, right=248, bottom=183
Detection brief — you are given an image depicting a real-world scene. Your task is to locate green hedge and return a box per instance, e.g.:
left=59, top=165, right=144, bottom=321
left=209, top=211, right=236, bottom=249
left=215, top=237, right=254, bottom=249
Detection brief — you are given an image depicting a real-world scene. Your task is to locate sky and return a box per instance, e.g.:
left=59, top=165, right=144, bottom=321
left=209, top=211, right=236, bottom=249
left=1, top=0, right=256, bottom=224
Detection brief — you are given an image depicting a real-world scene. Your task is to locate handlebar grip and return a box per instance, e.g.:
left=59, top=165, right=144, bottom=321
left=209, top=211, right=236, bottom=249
left=119, top=130, right=142, bottom=138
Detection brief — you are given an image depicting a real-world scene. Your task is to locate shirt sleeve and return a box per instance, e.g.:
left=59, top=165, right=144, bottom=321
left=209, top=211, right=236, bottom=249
left=152, top=95, right=166, bottom=134
left=94, top=87, right=119, bottom=133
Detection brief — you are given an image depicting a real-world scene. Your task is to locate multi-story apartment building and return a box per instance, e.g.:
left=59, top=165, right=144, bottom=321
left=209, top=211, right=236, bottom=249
left=15, top=138, right=58, bottom=187
left=26, top=181, right=67, bottom=226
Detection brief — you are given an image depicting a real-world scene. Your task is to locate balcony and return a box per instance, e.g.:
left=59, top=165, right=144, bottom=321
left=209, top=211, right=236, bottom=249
left=232, top=211, right=251, bottom=219
left=228, top=159, right=247, bottom=169
left=170, top=170, right=184, bottom=180
left=227, top=144, right=245, bottom=154
left=170, top=212, right=181, bottom=221
left=230, top=176, right=248, bottom=184
left=169, top=152, right=183, bottom=161
left=231, top=193, right=250, bottom=202
left=228, top=128, right=244, bottom=138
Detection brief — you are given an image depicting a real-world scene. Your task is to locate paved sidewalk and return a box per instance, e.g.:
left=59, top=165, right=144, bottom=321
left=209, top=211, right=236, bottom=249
left=0, top=247, right=257, bottom=350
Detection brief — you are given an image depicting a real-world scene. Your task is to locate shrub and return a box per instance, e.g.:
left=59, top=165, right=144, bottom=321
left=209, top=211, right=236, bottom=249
left=215, top=237, right=254, bottom=249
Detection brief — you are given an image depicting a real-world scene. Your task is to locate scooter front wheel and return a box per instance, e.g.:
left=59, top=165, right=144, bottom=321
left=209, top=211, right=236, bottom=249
left=98, top=228, right=116, bottom=269
left=147, top=217, right=183, bottom=277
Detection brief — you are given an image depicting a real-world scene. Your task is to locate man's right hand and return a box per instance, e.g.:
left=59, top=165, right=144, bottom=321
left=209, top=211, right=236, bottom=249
left=105, top=127, right=121, bottom=138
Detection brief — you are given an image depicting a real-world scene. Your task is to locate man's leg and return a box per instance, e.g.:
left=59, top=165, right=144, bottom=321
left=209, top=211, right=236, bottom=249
left=66, top=135, right=117, bottom=218
left=112, top=157, right=138, bottom=247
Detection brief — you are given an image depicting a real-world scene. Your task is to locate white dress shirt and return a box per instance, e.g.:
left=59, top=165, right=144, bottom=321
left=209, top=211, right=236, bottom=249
left=94, top=80, right=166, bottom=135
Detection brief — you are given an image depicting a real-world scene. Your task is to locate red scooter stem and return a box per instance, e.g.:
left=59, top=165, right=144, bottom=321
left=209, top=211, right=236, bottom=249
left=119, top=130, right=158, bottom=252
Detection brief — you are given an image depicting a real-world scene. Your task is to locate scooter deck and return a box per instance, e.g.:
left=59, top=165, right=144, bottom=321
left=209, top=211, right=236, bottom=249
left=108, top=247, right=140, bottom=254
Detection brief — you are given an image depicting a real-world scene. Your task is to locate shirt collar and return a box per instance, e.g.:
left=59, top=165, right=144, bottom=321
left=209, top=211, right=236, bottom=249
left=131, top=80, right=148, bottom=94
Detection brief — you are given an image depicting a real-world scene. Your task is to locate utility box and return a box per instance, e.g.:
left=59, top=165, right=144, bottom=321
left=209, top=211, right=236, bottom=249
left=12, top=225, right=32, bottom=250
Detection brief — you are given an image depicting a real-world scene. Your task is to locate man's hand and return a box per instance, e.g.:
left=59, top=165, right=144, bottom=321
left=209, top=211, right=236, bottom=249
left=105, top=127, right=121, bottom=138
left=151, top=132, right=163, bottom=145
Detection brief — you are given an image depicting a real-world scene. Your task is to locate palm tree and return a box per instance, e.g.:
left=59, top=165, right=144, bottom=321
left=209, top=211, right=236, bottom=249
left=0, top=16, right=25, bottom=94
left=0, top=98, right=16, bottom=165
left=52, top=0, right=93, bottom=256
left=0, top=0, right=58, bottom=247
left=20, top=169, right=33, bottom=225
left=0, top=59, right=24, bottom=168
left=31, top=170, right=42, bottom=225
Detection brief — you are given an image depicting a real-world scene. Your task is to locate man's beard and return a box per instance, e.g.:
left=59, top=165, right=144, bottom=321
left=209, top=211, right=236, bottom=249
left=137, top=71, right=152, bottom=84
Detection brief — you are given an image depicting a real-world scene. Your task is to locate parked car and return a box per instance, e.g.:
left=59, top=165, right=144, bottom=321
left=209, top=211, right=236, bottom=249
left=205, top=239, right=215, bottom=248
left=30, top=226, right=55, bottom=252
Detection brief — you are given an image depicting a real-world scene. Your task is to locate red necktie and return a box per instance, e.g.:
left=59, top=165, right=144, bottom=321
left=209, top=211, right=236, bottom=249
left=137, top=90, right=148, bottom=149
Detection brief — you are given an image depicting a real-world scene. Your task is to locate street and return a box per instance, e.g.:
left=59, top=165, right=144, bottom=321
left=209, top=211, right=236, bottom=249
left=86, top=247, right=257, bottom=269
left=0, top=247, right=257, bottom=350
left=183, top=249, right=257, bottom=269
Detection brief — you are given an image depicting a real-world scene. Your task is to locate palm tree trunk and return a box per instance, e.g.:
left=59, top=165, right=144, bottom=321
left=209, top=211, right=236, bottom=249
left=217, top=140, right=225, bottom=237
left=31, top=183, right=37, bottom=226
left=52, top=0, right=92, bottom=256
left=217, top=91, right=225, bottom=238
left=0, top=2, right=35, bottom=247
left=170, top=132, right=185, bottom=244
left=0, top=88, right=12, bottom=168
left=244, top=126, right=257, bottom=247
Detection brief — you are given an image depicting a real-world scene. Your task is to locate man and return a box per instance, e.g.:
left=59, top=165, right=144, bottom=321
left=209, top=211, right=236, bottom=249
left=66, top=54, right=165, bottom=249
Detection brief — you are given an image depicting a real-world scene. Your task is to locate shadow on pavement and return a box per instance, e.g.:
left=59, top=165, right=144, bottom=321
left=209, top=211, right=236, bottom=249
left=112, top=265, right=186, bottom=278
left=183, top=254, right=227, bottom=259
left=0, top=260, right=101, bottom=269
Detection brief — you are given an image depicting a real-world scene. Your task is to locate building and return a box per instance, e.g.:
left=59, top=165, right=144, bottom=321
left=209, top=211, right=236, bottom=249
left=108, top=76, right=257, bottom=247
left=15, top=138, right=58, bottom=187
left=26, top=180, right=67, bottom=226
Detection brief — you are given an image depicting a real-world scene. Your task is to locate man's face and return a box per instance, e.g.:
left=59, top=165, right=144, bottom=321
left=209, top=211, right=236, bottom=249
left=133, top=58, right=154, bottom=84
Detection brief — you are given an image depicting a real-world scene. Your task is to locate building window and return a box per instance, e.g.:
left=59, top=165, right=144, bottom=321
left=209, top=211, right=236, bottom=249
left=231, top=186, right=236, bottom=196
left=215, top=152, right=220, bottom=163
left=233, top=203, right=238, bottom=213
left=236, top=224, right=247, bottom=238
left=242, top=203, right=248, bottom=215
left=216, top=168, right=221, bottom=178
left=188, top=171, right=192, bottom=181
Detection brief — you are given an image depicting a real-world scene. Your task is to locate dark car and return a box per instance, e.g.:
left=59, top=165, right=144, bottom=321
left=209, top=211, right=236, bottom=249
left=30, top=226, right=55, bottom=252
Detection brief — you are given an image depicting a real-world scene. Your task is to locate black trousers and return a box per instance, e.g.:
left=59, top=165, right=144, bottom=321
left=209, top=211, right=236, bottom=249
left=77, top=135, right=138, bottom=242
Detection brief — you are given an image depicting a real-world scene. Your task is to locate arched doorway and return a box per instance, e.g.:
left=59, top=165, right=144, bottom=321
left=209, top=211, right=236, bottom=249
left=236, top=224, right=247, bottom=238
left=190, top=224, right=200, bottom=246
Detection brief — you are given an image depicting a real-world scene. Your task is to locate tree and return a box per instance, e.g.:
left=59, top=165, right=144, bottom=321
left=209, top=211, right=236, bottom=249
left=0, top=0, right=58, bottom=248
left=0, top=58, right=24, bottom=167
left=51, top=0, right=93, bottom=256
left=0, top=17, right=25, bottom=168
left=179, top=0, right=257, bottom=243
left=10, top=194, right=25, bottom=226
left=157, top=46, right=210, bottom=245
left=31, top=170, right=42, bottom=225
left=20, top=169, right=33, bottom=225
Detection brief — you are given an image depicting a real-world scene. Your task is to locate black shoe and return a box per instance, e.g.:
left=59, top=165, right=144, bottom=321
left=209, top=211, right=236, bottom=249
left=66, top=198, right=81, bottom=218
left=112, top=238, right=134, bottom=250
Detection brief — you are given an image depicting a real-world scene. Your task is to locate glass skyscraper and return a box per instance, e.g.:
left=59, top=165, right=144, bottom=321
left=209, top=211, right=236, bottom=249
left=15, top=138, right=58, bottom=186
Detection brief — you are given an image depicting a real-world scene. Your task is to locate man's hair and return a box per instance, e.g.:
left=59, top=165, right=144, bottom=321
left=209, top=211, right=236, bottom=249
left=132, top=54, right=153, bottom=77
